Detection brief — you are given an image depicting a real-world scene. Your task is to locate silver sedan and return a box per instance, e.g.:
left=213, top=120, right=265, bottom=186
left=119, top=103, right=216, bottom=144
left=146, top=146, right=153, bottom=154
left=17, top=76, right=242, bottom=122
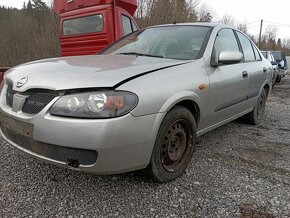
left=0, top=23, right=272, bottom=182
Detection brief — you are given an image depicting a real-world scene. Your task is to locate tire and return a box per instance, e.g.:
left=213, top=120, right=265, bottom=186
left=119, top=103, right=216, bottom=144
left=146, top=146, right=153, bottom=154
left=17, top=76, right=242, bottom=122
left=272, top=72, right=278, bottom=87
left=243, top=89, right=267, bottom=125
left=276, top=75, right=282, bottom=84
left=146, top=106, right=196, bottom=183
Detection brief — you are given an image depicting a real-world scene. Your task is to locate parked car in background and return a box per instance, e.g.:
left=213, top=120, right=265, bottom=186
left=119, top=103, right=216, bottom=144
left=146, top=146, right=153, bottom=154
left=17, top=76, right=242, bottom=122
left=271, top=50, right=288, bottom=79
left=0, top=23, right=272, bottom=183
left=261, top=51, right=279, bottom=85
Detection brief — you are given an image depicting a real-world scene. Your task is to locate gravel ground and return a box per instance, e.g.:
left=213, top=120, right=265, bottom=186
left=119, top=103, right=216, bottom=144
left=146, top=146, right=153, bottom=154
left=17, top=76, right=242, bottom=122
left=1, top=74, right=290, bottom=217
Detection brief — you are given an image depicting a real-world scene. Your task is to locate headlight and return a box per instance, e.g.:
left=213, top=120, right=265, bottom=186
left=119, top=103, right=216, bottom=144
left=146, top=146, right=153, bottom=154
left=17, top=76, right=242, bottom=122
left=50, top=91, right=138, bottom=118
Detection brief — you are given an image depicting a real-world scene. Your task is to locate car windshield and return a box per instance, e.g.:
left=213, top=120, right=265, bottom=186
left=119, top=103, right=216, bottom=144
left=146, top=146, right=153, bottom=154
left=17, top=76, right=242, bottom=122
left=102, top=26, right=211, bottom=60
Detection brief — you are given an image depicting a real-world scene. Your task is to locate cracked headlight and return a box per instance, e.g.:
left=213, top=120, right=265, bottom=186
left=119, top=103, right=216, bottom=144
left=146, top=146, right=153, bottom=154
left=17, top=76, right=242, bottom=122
left=50, top=91, right=138, bottom=118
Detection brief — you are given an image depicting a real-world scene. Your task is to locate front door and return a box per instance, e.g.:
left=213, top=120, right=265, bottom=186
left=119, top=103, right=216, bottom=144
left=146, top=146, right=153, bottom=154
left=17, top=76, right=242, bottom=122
left=205, top=28, right=250, bottom=127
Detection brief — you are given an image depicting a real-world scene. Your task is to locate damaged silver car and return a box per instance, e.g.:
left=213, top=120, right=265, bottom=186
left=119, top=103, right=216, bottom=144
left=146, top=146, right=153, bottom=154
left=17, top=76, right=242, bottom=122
left=0, top=23, right=272, bottom=182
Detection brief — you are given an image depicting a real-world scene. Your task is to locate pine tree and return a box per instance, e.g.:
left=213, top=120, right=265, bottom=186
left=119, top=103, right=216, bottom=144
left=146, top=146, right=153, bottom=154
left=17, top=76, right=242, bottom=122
left=27, top=0, right=33, bottom=11
left=22, top=2, right=26, bottom=10
left=32, top=0, right=49, bottom=12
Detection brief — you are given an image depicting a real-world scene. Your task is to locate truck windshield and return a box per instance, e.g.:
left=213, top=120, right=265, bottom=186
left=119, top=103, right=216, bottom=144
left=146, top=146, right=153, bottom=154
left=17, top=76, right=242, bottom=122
left=63, top=14, right=103, bottom=36
left=102, top=26, right=211, bottom=60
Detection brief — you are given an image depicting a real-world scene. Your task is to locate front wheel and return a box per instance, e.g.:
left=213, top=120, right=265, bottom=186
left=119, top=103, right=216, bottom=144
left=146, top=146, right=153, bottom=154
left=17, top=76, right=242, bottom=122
left=146, top=106, right=196, bottom=183
left=243, top=89, right=267, bottom=125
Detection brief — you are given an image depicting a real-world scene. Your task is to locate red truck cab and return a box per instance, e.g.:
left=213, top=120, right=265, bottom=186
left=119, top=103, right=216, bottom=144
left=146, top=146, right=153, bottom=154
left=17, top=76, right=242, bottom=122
left=54, top=0, right=139, bottom=56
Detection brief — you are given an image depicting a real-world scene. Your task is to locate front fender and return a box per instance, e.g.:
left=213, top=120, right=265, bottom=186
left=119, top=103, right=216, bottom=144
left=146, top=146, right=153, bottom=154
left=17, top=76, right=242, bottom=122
left=148, top=91, right=202, bottom=152
left=159, top=90, right=202, bottom=113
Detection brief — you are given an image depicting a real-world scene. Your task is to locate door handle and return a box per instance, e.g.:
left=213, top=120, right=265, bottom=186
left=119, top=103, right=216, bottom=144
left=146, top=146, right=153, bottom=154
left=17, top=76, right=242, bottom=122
left=263, top=67, right=267, bottom=73
left=242, top=71, right=248, bottom=78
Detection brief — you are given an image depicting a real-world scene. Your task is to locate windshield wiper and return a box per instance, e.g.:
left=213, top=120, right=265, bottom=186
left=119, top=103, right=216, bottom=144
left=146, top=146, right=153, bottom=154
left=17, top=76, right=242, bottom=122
left=117, top=52, right=164, bottom=58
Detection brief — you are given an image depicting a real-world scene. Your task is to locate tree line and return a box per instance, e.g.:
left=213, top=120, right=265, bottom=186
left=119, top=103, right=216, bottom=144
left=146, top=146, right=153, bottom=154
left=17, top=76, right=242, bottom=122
left=0, top=0, right=289, bottom=67
left=0, top=0, right=59, bottom=66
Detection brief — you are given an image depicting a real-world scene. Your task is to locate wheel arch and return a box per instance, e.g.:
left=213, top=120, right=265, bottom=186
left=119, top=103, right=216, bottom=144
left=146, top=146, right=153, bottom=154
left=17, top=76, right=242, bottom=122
left=263, top=84, right=270, bottom=98
left=174, top=100, right=200, bottom=127
left=154, top=91, right=202, bottom=134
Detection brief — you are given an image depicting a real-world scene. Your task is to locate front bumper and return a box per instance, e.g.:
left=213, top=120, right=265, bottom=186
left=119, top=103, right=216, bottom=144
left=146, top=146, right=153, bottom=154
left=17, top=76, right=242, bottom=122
left=0, top=102, right=160, bottom=174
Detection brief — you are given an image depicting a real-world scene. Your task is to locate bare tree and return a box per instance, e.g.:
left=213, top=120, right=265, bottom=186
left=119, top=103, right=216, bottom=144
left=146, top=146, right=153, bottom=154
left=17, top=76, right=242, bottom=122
left=197, top=3, right=214, bottom=22
left=266, top=25, right=278, bottom=41
left=219, top=14, right=237, bottom=26
left=237, top=20, right=248, bottom=34
left=135, top=0, right=199, bottom=27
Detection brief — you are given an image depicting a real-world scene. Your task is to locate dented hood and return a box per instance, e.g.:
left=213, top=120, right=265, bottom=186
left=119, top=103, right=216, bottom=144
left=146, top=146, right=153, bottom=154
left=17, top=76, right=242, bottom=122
left=5, top=55, right=189, bottom=92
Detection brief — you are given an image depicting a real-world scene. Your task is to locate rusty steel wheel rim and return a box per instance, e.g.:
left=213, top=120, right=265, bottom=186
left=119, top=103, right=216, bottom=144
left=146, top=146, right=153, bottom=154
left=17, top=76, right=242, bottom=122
left=160, top=119, right=192, bottom=172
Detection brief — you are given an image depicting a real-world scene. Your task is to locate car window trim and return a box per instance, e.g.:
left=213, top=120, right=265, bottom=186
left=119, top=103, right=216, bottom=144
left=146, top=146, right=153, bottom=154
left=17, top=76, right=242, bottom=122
left=211, top=28, right=241, bottom=66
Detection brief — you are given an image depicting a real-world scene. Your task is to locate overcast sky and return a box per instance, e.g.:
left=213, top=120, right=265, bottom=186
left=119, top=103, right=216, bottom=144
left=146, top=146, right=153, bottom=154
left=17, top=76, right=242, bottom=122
left=1, top=0, right=289, bottom=39
left=202, top=0, right=289, bottom=40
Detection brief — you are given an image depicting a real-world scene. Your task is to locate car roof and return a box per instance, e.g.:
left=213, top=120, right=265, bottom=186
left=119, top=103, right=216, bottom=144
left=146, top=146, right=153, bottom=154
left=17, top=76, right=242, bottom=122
left=150, top=22, right=233, bottom=29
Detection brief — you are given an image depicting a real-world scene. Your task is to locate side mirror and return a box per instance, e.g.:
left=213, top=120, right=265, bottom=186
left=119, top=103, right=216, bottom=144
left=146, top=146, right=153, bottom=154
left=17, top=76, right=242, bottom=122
left=218, top=50, right=243, bottom=65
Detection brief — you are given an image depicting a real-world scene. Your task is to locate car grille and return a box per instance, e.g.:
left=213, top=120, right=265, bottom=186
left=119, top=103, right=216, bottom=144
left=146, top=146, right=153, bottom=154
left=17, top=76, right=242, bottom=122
left=22, top=93, right=58, bottom=114
left=6, top=84, right=58, bottom=115
left=6, top=83, right=16, bottom=107
left=1, top=126, right=98, bottom=166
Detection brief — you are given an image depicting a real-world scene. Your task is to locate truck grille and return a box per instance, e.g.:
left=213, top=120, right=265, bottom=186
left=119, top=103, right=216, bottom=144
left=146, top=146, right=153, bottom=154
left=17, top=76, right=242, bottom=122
left=6, top=84, right=58, bottom=115
left=1, top=127, right=98, bottom=166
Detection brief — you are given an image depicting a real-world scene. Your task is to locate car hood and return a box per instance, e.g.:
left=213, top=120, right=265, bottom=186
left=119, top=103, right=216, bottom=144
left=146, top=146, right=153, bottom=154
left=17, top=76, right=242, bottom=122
left=5, top=55, right=191, bottom=92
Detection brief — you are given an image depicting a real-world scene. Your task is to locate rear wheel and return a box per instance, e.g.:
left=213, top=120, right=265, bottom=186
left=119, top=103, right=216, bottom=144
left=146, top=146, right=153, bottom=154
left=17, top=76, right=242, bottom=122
left=276, top=75, right=282, bottom=84
left=146, top=106, right=196, bottom=183
left=243, top=89, right=267, bottom=125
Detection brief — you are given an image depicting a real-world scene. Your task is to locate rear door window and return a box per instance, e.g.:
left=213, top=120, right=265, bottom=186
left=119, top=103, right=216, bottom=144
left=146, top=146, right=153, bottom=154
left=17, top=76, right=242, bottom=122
left=236, top=32, right=256, bottom=62
left=63, top=14, right=103, bottom=36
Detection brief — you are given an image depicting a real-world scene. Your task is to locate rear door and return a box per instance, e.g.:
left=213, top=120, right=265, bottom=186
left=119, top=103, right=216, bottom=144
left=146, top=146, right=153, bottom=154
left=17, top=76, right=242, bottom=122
left=235, top=31, right=266, bottom=99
